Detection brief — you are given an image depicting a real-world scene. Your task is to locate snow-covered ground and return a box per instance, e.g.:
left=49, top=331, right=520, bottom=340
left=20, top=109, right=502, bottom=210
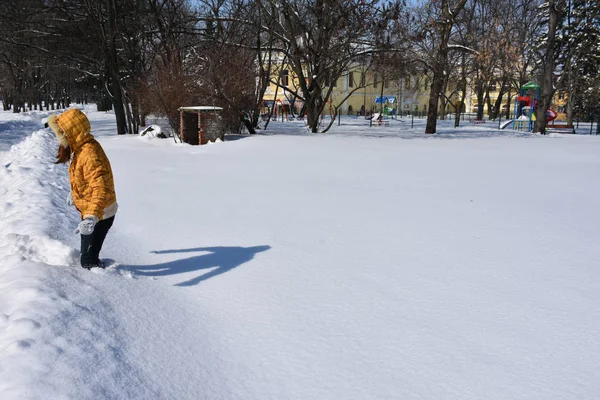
left=1, top=107, right=599, bottom=399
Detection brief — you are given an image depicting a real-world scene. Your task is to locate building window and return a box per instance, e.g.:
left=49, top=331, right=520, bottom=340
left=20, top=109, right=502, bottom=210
left=281, top=70, right=289, bottom=87
left=360, top=72, right=366, bottom=87
left=349, top=72, right=354, bottom=87
left=323, top=72, right=337, bottom=88
left=405, top=77, right=411, bottom=90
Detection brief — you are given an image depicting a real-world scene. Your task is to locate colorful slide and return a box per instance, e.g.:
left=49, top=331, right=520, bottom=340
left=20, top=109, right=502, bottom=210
left=546, top=109, right=558, bottom=123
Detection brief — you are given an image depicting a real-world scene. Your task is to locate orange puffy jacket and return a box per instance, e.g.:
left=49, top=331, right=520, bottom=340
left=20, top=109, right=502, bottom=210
left=48, top=109, right=118, bottom=221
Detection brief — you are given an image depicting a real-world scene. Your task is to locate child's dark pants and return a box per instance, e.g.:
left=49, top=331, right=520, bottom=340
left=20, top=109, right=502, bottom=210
left=81, top=216, right=115, bottom=268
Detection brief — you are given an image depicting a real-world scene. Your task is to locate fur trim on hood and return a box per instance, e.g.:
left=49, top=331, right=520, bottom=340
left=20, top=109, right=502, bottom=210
left=48, top=109, right=94, bottom=153
left=48, top=114, right=69, bottom=148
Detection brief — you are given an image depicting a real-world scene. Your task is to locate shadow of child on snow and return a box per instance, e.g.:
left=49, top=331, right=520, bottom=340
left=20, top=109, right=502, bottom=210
left=129, top=246, right=271, bottom=287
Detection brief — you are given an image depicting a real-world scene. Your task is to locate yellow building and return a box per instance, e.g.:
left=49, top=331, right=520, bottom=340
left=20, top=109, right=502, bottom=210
left=262, top=58, right=568, bottom=121
left=330, top=69, right=431, bottom=117
left=263, top=63, right=433, bottom=118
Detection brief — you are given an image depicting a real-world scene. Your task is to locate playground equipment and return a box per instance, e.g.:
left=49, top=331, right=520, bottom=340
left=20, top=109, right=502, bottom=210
left=511, top=81, right=558, bottom=132
left=512, top=81, right=539, bottom=131
left=374, top=96, right=396, bottom=118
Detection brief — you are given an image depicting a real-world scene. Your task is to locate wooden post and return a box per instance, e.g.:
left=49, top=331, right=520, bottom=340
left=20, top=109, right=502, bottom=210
left=179, top=109, right=184, bottom=142
left=198, top=112, right=202, bottom=144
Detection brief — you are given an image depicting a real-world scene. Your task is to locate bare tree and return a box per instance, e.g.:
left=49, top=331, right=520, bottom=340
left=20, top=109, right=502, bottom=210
left=535, top=0, right=566, bottom=133
left=249, top=0, right=403, bottom=133
left=416, top=0, right=470, bottom=134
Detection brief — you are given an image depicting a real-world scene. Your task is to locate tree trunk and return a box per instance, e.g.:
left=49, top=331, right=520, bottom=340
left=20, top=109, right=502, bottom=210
left=263, top=73, right=282, bottom=130
left=566, top=88, right=575, bottom=126
left=306, top=95, right=324, bottom=133
left=425, top=47, right=449, bottom=132
left=491, top=82, right=507, bottom=120
left=476, top=85, right=485, bottom=120
left=485, top=92, right=492, bottom=118
left=536, top=0, right=561, bottom=134
left=439, top=78, right=449, bottom=120
left=305, top=77, right=325, bottom=133
left=505, top=90, right=512, bottom=120
left=425, top=41, right=449, bottom=134
left=107, top=0, right=127, bottom=135
left=1, top=92, right=10, bottom=111
left=425, top=0, right=469, bottom=133
left=425, top=72, right=445, bottom=133
left=13, top=97, right=21, bottom=113
left=379, top=76, right=385, bottom=116
left=455, top=65, right=467, bottom=128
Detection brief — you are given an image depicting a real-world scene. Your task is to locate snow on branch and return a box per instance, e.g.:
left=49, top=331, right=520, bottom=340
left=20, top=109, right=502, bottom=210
left=447, top=44, right=478, bottom=55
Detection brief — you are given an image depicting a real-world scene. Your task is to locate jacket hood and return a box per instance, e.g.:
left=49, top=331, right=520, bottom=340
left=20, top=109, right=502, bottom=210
left=48, top=109, right=94, bottom=152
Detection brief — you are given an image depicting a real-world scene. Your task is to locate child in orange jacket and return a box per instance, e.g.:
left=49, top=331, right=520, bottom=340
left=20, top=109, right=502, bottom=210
left=48, top=109, right=118, bottom=269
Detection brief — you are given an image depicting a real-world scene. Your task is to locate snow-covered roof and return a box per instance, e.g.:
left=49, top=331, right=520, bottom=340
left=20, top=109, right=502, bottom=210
left=178, top=106, right=223, bottom=112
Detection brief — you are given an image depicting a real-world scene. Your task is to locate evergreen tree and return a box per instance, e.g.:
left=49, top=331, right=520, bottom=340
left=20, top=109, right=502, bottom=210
left=558, top=0, right=600, bottom=123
